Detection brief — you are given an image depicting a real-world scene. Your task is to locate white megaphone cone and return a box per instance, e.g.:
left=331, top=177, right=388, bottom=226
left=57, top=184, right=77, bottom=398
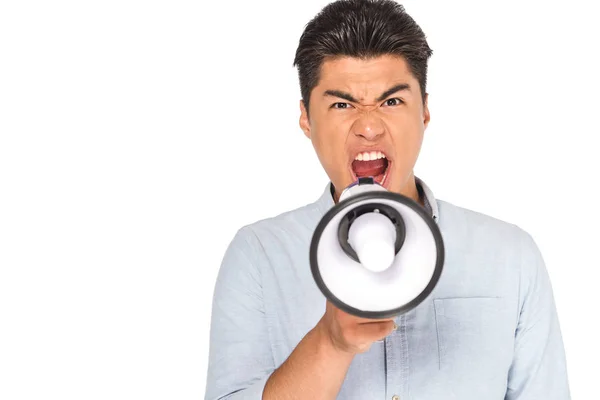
left=310, top=177, right=445, bottom=319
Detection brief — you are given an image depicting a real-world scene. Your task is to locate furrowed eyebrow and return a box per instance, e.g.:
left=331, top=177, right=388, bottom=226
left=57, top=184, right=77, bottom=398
left=323, top=90, right=358, bottom=103
left=376, top=83, right=411, bottom=102
left=323, top=83, right=411, bottom=104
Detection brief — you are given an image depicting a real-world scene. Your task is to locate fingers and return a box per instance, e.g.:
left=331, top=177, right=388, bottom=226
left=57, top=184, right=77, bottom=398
left=356, top=317, right=396, bottom=324
left=329, top=301, right=395, bottom=324
left=322, top=300, right=398, bottom=354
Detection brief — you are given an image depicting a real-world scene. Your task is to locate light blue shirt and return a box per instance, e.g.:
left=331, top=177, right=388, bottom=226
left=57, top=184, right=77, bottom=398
left=205, top=177, right=570, bottom=399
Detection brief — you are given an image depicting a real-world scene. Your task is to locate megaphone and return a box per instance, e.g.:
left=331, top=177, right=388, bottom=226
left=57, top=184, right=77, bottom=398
left=310, top=177, right=444, bottom=319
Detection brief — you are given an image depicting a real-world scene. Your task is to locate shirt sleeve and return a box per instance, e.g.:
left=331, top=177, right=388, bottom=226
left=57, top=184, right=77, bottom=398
left=505, top=229, right=571, bottom=399
left=204, top=227, right=275, bottom=400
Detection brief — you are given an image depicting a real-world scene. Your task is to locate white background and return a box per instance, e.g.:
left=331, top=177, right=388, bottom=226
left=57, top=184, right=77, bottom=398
left=1, top=0, right=598, bottom=398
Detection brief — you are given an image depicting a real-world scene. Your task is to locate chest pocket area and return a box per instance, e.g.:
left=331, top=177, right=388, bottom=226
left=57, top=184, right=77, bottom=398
left=434, top=297, right=514, bottom=375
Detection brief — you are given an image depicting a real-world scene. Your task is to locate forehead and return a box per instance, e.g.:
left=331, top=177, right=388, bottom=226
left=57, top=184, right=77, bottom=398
left=317, top=55, right=417, bottom=99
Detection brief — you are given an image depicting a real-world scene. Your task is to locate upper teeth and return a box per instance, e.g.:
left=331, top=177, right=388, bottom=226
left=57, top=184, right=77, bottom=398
left=355, top=151, right=386, bottom=161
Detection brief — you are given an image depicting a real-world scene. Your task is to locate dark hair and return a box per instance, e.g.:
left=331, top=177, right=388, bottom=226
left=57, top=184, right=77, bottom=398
left=293, top=0, right=433, bottom=113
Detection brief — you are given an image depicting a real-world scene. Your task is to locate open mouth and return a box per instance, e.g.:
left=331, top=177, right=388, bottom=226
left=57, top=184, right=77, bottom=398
left=350, top=151, right=391, bottom=186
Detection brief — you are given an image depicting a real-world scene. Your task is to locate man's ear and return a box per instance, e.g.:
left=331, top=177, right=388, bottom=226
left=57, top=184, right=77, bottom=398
left=299, top=99, right=311, bottom=139
left=423, top=93, right=430, bottom=130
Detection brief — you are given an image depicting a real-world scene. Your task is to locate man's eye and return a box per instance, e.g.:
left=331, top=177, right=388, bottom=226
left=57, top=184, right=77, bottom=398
left=384, top=98, right=403, bottom=106
left=332, top=102, right=351, bottom=109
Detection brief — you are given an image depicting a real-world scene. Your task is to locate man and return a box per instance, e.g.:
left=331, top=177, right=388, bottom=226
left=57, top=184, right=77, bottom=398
left=205, top=0, right=570, bottom=399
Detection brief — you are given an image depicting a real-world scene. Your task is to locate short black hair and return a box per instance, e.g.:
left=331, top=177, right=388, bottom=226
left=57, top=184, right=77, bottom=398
left=293, top=0, right=433, bottom=113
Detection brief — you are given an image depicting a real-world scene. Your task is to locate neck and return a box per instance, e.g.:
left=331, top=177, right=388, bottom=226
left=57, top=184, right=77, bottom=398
left=404, top=171, right=425, bottom=207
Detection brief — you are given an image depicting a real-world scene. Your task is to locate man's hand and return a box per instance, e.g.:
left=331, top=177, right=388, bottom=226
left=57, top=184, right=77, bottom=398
left=317, top=300, right=397, bottom=354
left=262, top=299, right=397, bottom=399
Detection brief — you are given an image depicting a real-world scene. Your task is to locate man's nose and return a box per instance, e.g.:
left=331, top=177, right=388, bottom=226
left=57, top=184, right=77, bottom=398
left=351, top=111, right=385, bottom=141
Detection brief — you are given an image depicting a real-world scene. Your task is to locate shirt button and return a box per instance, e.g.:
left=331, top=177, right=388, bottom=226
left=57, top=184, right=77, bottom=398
left=392, top=396, right=400, bottom=400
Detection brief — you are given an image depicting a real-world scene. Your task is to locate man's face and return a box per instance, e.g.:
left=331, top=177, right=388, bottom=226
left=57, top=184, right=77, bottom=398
left=299, top=54, right=430, bottom=201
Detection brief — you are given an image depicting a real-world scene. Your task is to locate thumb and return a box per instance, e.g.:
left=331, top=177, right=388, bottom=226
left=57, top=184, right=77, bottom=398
left=359, top=320, right=397, bottom=342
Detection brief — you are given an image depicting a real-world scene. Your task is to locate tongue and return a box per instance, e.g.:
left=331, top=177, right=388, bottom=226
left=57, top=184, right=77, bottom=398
left=352, top=159, right=387, bottom=177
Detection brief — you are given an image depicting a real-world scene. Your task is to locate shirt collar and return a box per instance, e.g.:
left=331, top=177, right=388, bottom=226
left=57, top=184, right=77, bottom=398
left=317, top=175, right=439, bottom=223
